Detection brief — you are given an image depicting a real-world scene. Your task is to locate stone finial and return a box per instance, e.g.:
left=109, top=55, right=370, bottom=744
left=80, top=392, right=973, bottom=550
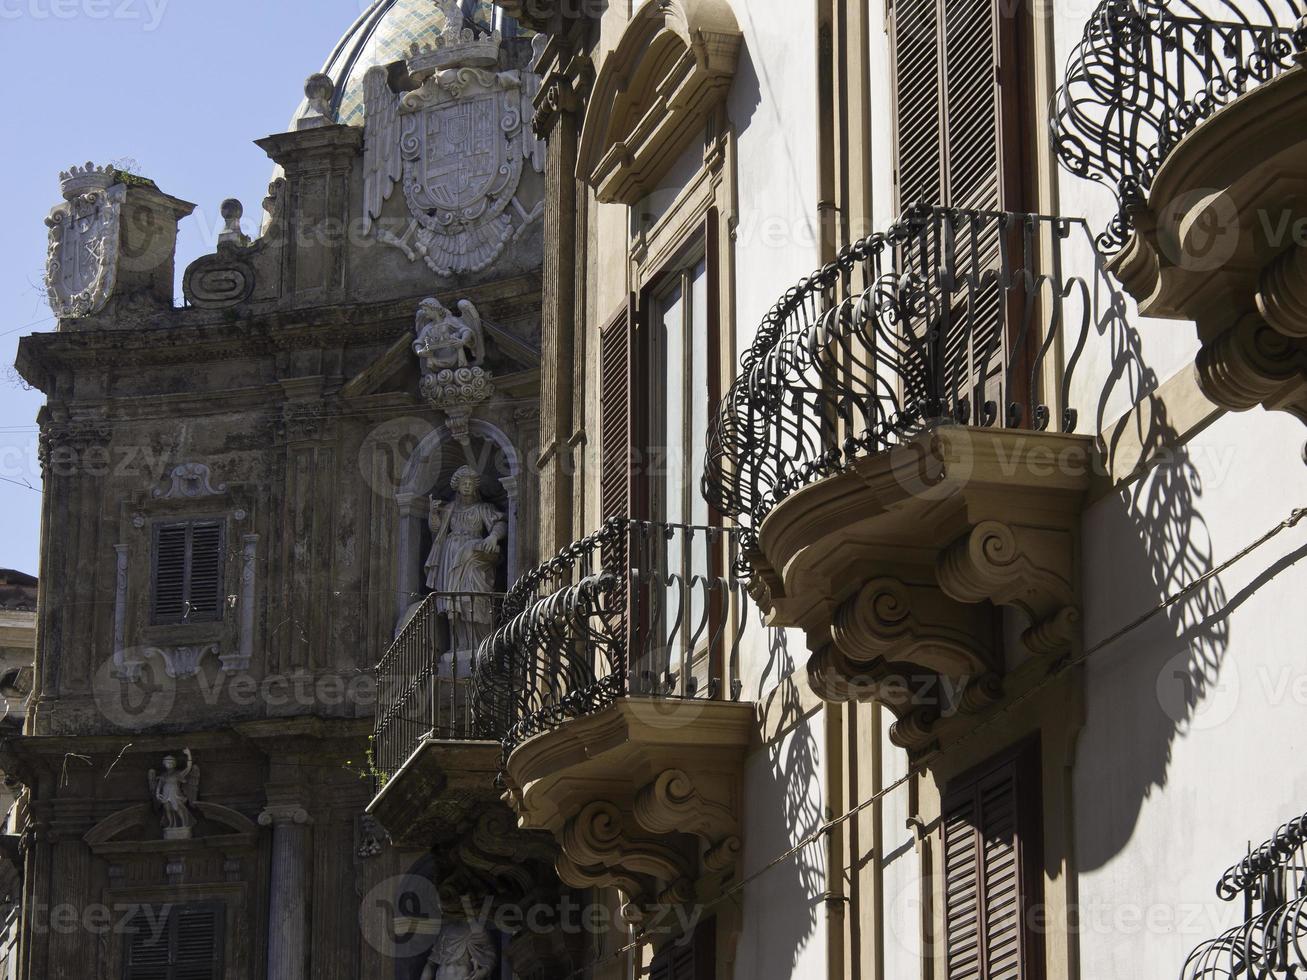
left=298, top=73, right=336, bottom=130
left=217, top=198, right=249, bottom=248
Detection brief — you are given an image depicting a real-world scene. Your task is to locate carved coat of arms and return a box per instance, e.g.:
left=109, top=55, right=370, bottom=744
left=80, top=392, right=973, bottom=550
left=45, top=163, right=124, bottom=318
left=362, top=2, right=544, bottom=276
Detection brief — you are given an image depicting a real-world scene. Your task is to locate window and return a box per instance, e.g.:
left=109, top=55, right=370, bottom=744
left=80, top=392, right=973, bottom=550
left=941, top=745, right=1042, bottom=979
left=889, top=0, right=1037, bottom=424
left=151, top=520, right=225, bottom=625
left=124, top=902, right=224, bottom=980
left=647, top=249, right=711, bottom=534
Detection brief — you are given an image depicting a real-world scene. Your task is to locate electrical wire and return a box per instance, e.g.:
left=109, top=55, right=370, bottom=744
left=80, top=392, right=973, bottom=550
left=544, top=504, right=1307, bottom=976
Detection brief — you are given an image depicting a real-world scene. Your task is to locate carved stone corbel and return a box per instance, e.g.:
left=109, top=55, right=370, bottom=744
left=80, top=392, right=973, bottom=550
left=936, top=520, right=1079, bottom=656
left=557, top=800, right=696, bottom=922
left=503, top=699, right=753, bottom=931
left=1196, top=314, right=1307, bottom=419
left=755, top=427, right=1090, bottom=748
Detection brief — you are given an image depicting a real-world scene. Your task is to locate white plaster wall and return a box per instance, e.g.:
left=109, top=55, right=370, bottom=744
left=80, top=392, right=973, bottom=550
left=728, top=0, right=821, bottom=348
left=879, top=715, right=926, bottom=980
left=1075, top=405, right=1307, bottom=977
left=736, top=714, right=829, bottom=980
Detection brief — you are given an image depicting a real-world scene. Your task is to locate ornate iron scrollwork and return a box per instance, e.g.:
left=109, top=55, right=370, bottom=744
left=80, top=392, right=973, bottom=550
left=472, top=519, right=746, bottom=758
left=1051, top=0, right=1302, bottom=252
left=702, top=205, right=1106, bottom=536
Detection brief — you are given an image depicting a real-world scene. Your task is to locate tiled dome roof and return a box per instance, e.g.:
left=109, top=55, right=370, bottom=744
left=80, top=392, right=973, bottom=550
left=299, top=0, right=516, bottom=128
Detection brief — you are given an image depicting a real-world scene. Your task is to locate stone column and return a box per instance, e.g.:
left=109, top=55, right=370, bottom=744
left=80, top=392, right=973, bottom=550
left=259, top=804, right=311, bottom=980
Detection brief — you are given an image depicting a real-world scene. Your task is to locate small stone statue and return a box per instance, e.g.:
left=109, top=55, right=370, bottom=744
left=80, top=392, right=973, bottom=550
left=414, top=298, right=486, bottom=373
left=420, top=919, right=498, bottom=980
left=413, top=298, right=495, bottom=427
left=148, top=749, right=199, bottom=840
left=425, top=466, right=506, bottom=654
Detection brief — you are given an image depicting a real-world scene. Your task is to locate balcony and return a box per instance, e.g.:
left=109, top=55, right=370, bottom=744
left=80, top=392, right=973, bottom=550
left=475, top=519, right=753, bottom=926
left=368, top=592, right=572, bottom=975
left=1180, top=807, right=1307, bottom=978
left=703, top=206, right=1097, bottom=752
left=1052, top=0, right=1307, bottom=423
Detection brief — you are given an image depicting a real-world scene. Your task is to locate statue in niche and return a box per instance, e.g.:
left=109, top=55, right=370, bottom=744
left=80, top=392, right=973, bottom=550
left=413, top=298, right=496, bottom=439
left=425, top=466, right=506, bottom=653
left=148, top=749, right=199, bottom=840
left=419, top=918, right=498, bottom=980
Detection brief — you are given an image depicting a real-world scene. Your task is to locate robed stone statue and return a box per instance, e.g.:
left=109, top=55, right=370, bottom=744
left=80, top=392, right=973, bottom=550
left=424, top=465, right=506, bottom=653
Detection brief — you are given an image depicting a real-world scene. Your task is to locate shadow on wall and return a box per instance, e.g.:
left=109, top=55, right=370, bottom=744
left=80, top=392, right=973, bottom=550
left=1076, top=268, right=1235, bottom=871
left=738, top=623, right=825, bottom=976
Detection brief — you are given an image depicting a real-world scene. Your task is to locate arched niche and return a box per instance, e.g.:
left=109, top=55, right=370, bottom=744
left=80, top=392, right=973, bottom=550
left=578, top=0, right=742, bottom=205
left=394, top=419, right=522, bottom=628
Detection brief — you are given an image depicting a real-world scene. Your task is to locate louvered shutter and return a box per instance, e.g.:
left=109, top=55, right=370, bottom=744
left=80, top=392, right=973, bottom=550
left=173, top=904, right=224, bottom=980
left=891, top=0, right=1013, bottom=422
left=942, top=756, right=1035, bottom=979
left=650, top=918, right=714, bottom=980
left=125, top=903, right=223, bottom=980
left=151, top=524, right=189, bottom=623
left=125, top=908, right=171, bottom=980
left=151, top=521, right=226, bottom=625
left=890, top=0, right=944, bottom=207
left=186, top=522, right=225, bottom=622
left=600, top=297, right=636, bottom=521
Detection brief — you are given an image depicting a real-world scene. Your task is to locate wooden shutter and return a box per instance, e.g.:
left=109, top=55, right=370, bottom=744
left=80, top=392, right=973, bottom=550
left=890, top=0, right=944, bottom=207
left=186, top=522, right=225, bottom=622
left=891, top=0, right=1005, bottom=211
left=151, top=521, right=226, bottom=625
left=125, top=903, right=224, bottom=980
left=943, top=0, right=1002, bottom=212
left=172, top=904, right=224, bottom=980
left=650, top=917, right=715, bottom=980
left=942, top=751, right=1039, bottom=979
left=151, top=524, right=189, bottom=623
left=599, top=296, right=637, bottom=521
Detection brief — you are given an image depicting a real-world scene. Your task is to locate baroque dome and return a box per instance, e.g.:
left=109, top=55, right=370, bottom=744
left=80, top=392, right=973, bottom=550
left=299, top=0, right=517, bottom=128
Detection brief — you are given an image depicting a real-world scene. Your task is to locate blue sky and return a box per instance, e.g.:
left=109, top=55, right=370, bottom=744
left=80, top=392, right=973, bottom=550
left=0, top=0, right=373, bottom=576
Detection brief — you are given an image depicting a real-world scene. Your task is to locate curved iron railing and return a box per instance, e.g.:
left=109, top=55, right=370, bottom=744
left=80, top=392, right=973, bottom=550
left=472, top=519, right=746, bottom=756
left=372, top=590, right=505, bottom=779
left=702, top=205, right=1103, bottom=534
left=1180, top=808, right=1307, bottom=978
left=1051, top=0, right=1303, bottom=252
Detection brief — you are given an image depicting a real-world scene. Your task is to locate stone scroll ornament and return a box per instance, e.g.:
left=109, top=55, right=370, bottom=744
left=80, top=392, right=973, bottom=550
left=45, top=163, right=124, bottom=318
left=362, top=0, right=545, bottom=276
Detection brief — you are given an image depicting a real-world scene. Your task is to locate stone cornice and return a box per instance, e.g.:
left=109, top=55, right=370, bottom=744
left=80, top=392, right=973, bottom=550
left=15, top=273, right=543, bottom=389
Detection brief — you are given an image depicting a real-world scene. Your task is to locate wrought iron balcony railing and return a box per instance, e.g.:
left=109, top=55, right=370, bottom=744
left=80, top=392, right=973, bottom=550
left=472, top=519, right=745, bottom=755
left=1051, top=0, right=1303, bottom=252
left=1180, top=808, right=1307, bottom=978
left=702, top=205, right=1102, bottom=532
left=372, top=590, right=505, bottom=779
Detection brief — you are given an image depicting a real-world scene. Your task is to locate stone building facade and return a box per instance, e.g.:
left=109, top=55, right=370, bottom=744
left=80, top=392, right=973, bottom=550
left=10, top=2, right=547, bottom=978
left=14, top=0, right=1307, bottom=978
